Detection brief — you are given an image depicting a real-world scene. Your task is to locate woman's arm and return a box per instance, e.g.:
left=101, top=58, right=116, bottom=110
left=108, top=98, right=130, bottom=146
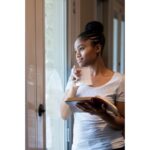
left=100, top=101, right=125, bottom=130
left=105, top=74, right=125, bottom=129
left=60, top=84, right=78, bottom=120
left=60, top=66, right=81, bottom=120
left=76, top=100, right=124, bottom=129
left=60, top=95, right=72, bottom=120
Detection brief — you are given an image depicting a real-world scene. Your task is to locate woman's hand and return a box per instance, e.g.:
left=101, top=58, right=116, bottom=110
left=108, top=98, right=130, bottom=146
left=70, top=65, right=81, bottom=83
left=76, top=99, right=124, bottom=130
left=76, top=99, right=109, bottom=117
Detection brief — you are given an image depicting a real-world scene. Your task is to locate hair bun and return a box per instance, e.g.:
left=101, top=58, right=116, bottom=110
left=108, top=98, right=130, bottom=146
left=85, top=21, right=104, bottom=34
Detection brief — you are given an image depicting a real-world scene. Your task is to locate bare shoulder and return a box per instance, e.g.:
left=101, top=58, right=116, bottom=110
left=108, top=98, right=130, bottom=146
left=105, top=68, right=114, bottom=75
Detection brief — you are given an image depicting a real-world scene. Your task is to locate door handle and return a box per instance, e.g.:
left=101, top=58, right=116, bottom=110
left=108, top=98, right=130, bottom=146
left=38, top=104, right=45, bottom=117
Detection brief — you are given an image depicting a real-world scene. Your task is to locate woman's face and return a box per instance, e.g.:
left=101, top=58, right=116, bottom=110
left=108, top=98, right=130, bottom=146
left=74, top=38, right=99, bottom=67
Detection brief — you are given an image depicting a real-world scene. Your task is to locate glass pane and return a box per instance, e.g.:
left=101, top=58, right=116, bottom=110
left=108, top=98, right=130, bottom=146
left=45, top=0, right=66, bottom=150
left=113, top=18, right=118, bottom=72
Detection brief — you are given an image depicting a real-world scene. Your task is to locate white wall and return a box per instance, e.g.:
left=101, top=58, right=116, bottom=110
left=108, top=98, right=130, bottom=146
left=0, top=0, right=25, bottom=150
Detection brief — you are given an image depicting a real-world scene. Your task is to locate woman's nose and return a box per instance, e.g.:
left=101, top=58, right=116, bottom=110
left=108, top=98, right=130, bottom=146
left=76, top=50, right=81, bottom=58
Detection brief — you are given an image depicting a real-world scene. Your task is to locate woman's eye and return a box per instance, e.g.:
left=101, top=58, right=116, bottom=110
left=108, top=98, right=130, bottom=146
left=79, top=47, right=84, bottom=51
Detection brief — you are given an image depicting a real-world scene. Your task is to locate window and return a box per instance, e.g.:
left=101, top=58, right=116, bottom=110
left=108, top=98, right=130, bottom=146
left=45, top=0, right=67, bottom=149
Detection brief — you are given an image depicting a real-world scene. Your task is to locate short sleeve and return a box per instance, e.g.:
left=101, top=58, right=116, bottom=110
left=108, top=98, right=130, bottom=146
left=116, top=75, right=125, bottom=102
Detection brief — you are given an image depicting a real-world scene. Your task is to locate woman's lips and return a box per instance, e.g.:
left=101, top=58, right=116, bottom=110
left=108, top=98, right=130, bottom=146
left=77, top=59, right=83, bottom=63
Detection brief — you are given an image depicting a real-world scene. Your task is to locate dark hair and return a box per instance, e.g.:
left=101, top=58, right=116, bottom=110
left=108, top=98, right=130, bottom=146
left=77, top=21, right=105, bottom=55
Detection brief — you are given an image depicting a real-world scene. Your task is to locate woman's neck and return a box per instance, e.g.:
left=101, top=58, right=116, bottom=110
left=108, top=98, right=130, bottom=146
left=89, top=57, right=107, bottom=76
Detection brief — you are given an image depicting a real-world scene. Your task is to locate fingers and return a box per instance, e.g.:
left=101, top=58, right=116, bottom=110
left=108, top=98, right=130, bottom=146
left=71, top=65, right=81, bottom=81
left=76, top=102, right=95, bottom=115
left=101, top=103, right=107, bottom=111
left=92, top=99, right=107, bottom=111
left=76, top=101, right=108, bottom=116
left=76, top=102, right=98, bottom=115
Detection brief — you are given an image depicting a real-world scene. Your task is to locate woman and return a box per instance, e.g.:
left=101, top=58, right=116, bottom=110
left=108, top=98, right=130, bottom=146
left=60, top=21, right=125, bottom=150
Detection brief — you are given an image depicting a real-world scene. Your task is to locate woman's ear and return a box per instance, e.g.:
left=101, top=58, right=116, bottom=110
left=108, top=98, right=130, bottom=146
left=95, top=44, right=101, bottom=54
